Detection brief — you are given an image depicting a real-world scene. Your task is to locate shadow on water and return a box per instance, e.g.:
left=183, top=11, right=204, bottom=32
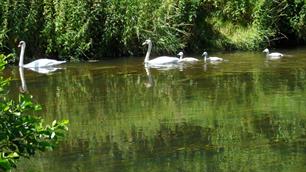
left=4, top=49, right=306, bottom=172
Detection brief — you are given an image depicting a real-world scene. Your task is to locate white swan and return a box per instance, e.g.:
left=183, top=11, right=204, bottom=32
left=142, top=39, right=179, bottom=67
left=202, top=52, right=223, bottom=63
left=177, top=51, right=199, bottom=63
left=263, top=48, right=283, bottom=58
left=18, top=41, right=66, bottom=68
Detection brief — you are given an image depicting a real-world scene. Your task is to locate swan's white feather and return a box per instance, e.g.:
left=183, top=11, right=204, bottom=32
left=142, top=39, right=179, bottom=68
left=177, top=52, right=199, bottom=63
left=267, top=52, right=283, bottom=57
left=202, top=52, right=224, bottom=62
left=23, top=59, right=66, bottom=68
left=18, top=41, right=66, bottom=68
left=263, top=48, right=283, bottom=57
left=148, top=56, right=179, bottom=65
left=208, top=57, right=223, bottom=61
left=179, top=57, right=199, bottom=63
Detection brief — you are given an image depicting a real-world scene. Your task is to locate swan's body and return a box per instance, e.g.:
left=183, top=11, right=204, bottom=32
left=142, top=39, right=179, bottom=67
left=22, top=59, right=66, bottom=68
left=202, top=52, right=223, bottom=63
left=263, top=48, right=283, bottom=58
left=18, top=41, right=66, bottom=68
left=177, top=52, right=199, bottom=63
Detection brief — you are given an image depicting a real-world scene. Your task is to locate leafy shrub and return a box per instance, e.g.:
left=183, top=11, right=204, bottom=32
left=0, top=0, right=305, bottom=59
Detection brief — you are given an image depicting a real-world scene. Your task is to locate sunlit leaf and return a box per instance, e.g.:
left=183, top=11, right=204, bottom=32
left=52, top=120, right=57, bottom=127
left=50, top=132, right=56, bottom=139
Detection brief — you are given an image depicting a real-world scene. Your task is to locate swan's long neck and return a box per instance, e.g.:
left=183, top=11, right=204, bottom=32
left=19, top=44, right=26, bottom=67
left=203, top=54, right=207, bottom=62
left=144, top=42, right=152, bottom=63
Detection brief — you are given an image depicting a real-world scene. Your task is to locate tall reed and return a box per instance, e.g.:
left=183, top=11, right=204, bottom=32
left=0, top=0, right=305, bottom=60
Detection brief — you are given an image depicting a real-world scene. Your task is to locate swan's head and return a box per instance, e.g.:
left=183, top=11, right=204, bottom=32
left=142, top=39, right=152, bottom=46
left=177, top=51, right=183, bottom=56
left=18, top=41, right=26, bottom=48
left=263, top=48, right=269, bottom=53
left=202, top=52, right=208, bottom=56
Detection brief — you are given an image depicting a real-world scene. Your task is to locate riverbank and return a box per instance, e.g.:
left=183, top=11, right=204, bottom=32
left=0, top=0, right=305, bottom=60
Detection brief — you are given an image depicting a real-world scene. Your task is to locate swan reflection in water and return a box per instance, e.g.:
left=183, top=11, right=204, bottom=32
left=144, top=67, right=154, bottom=88
left=25, top=66, right=63, bottom=74
left=144, top=63, right=180, bottom=88
left=18, top=65, right=64, bottom=93
left=203, top=60, right=224, bottom=72
left=19, top=67, right=28, bottom=93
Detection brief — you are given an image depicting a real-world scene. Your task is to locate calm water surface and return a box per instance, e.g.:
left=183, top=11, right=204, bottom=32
left=5, top=48, right=306, bottom=172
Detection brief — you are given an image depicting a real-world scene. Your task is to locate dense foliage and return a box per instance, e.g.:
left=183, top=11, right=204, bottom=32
left=0, top=0, right=305, bottom=59
left=0, top=55, right=68, bottom=171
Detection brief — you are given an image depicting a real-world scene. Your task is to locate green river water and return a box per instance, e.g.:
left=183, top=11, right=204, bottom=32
left=4, top=48, right=306, bottom=172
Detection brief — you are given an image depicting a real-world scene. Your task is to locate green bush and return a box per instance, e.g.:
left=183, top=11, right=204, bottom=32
left=0, top=0, right=305, bottom=59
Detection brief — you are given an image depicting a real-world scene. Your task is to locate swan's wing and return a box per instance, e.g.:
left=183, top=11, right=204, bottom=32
left=179, top=57, right=199, bottom=63
left=209, top=57, right=223, bottom=61
left=24, top=59, right=66, bottom=68
left=266, top=56, right=282, bottom=60
left=38, top=59, right=66, bottom=66
left=269, top=52, right=283, bottom=57
left=185, top=57, right=199, bottom=61
left=149, top=56, right=179, bottom=65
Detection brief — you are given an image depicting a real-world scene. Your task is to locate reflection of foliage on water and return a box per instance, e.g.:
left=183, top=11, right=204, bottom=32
left=12, top=62, right=306, bottom=172
left=253, top=113, right=306, bottom=147
left=97, top=122, right=224, bottom=171
left=0, top=56, right=68, bottom=171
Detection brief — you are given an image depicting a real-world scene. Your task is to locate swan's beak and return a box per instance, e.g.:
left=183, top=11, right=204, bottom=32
left=18, top=42, right=23, bottom=48
left=142, top=41, right=147, bottom=45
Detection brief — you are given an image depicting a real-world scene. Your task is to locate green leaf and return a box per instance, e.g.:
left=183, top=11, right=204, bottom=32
left=0, top=159, right=12, bottom=171
left=52, top=120, right=57, bottom=127
left=50, top=132, right=56, bottom=139
left=7, top=152, right=19, bottom=159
